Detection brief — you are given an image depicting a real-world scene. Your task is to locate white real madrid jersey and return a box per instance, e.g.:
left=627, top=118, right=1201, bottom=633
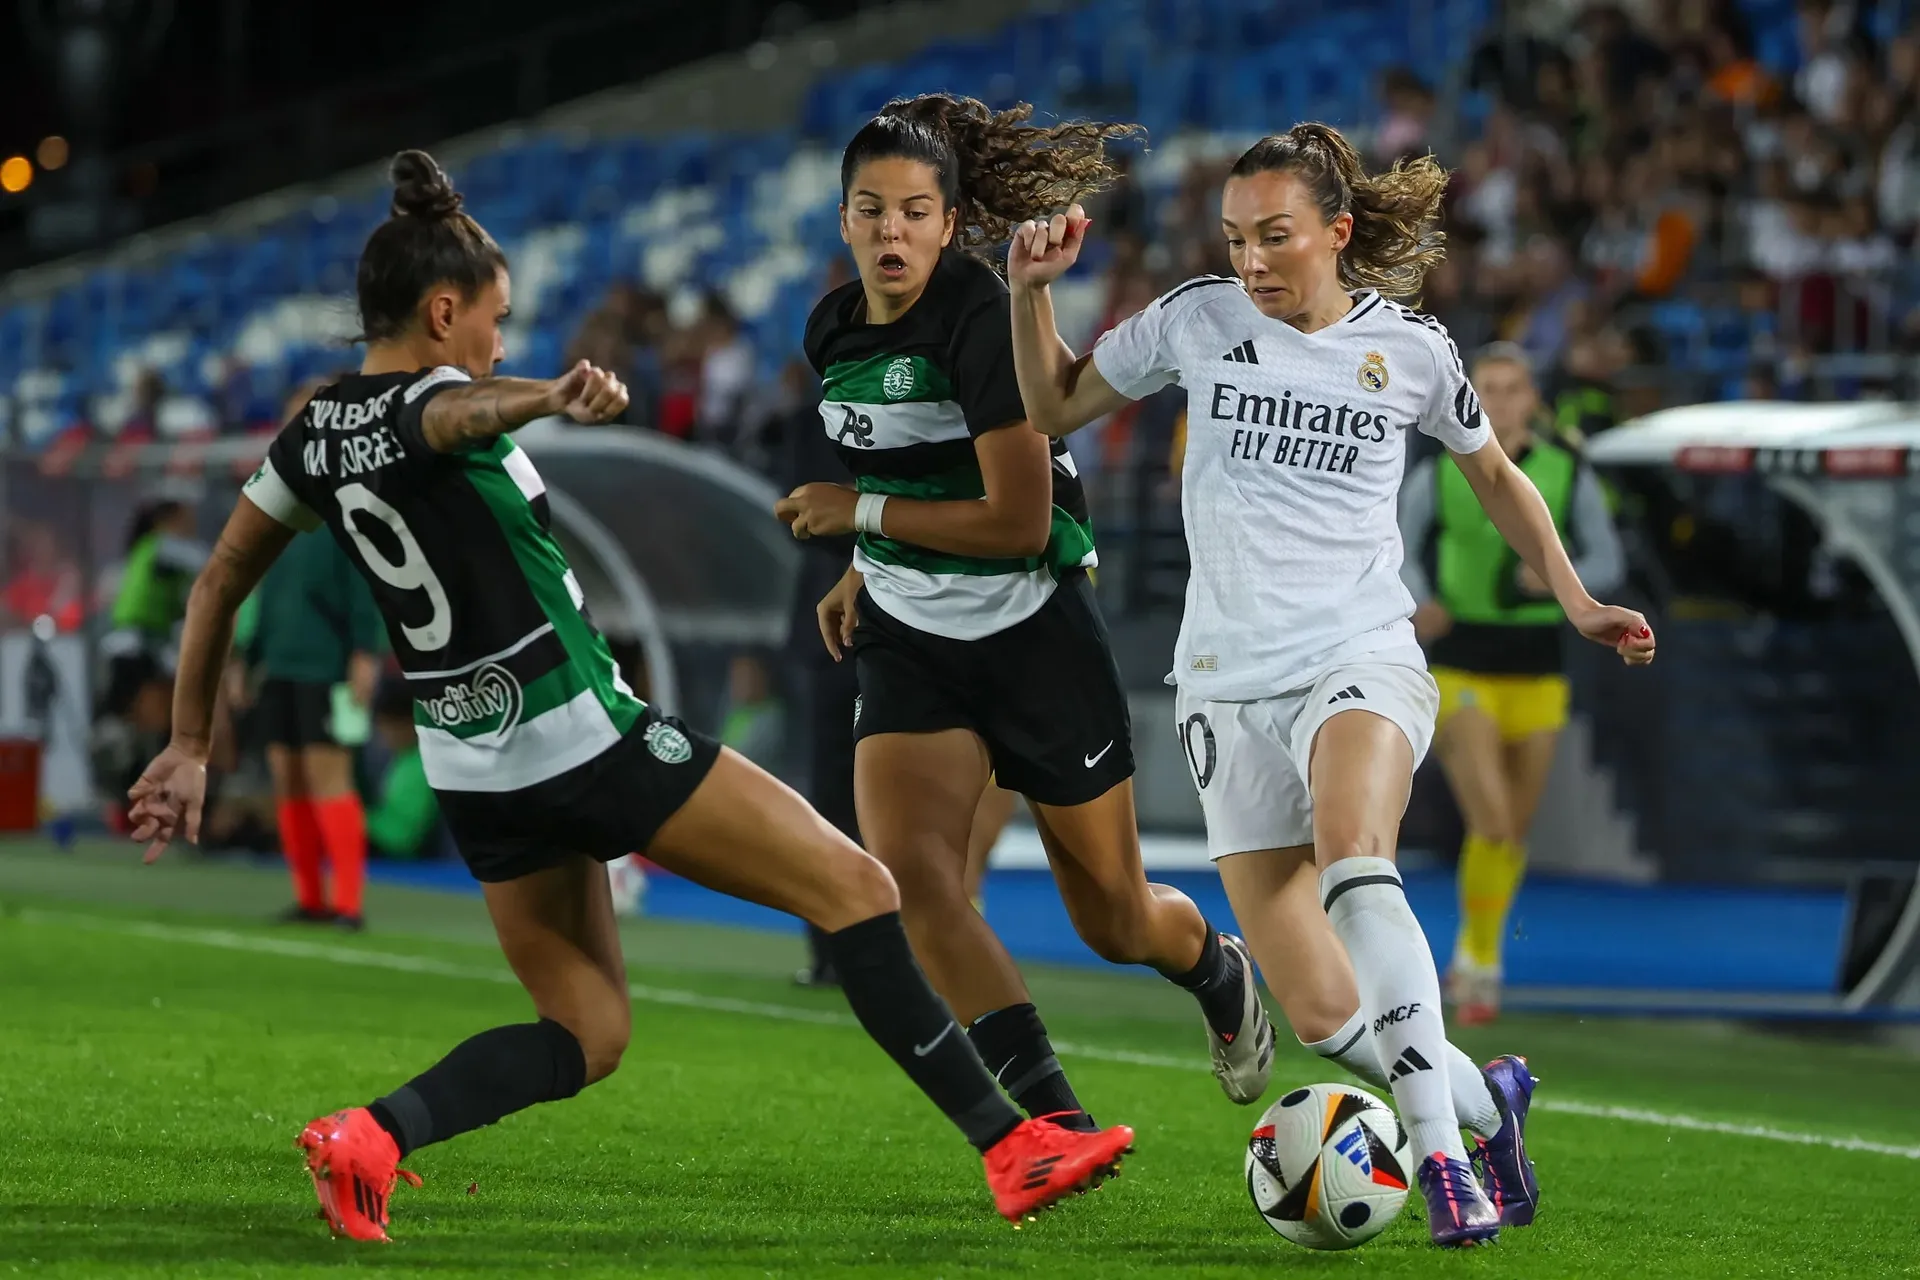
left=1092, top=279, right=1491, bottom=701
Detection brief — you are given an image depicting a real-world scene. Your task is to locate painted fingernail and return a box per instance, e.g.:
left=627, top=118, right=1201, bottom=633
left=1639, top=626, right=1651, bottom=638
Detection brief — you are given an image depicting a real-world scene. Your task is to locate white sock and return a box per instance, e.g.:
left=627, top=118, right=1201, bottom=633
left=1441, top=1042, right=1503, bottom=1140
left=1298, top=1009, right=1503, bottom=1141
left=1320, top=856, right=1468, bottom=1163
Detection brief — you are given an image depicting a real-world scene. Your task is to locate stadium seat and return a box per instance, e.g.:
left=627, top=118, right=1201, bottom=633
left=0, top=0, right=1841, bottom=453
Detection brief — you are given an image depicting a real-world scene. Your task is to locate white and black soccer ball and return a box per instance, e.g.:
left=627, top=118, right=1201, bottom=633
left=1245, top=1082, right=1412, bottom=1250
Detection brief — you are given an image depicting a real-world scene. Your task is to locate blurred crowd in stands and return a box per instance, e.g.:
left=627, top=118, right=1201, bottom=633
left=8, top=0, right=1919, bottom=862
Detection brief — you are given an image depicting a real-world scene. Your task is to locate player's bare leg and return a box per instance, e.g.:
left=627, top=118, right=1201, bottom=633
left=1030, top=783, right=1270, bottom=1104
left=1309, top=709, right=1498, bottom=1246
left=1218, top=845, right=1363, bottom=1042
left=855, top=730, right=1028, bottom=1020
left=965, top=781, right=1017, bottom=906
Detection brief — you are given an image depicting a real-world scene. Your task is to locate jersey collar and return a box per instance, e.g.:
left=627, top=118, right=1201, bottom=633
left=1340, top=291, right=1384, bottom=325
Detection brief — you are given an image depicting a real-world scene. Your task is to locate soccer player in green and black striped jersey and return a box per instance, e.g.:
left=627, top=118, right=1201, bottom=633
left=776, top=96, right=1270, bottom=1133
left=126, top=149, right=1134, bottom=1242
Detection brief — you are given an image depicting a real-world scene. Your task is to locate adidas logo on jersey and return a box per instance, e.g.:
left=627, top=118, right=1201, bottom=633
left=1221, top=339, right=1259, bottom=364
left=1327, top=685, right=1366, bottom=704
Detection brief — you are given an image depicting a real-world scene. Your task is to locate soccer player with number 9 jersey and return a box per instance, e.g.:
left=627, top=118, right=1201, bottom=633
left=125, top=148, right=1135, bottom=1243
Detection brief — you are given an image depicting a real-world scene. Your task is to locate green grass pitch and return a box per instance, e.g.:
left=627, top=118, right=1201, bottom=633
left=2, top=842, right=1918, bottom=1278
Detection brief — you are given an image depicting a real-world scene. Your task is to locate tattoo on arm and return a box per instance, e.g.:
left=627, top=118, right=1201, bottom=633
left=420, top=379, right=553, bottom=453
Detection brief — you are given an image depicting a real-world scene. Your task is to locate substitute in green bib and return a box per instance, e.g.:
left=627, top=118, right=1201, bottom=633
left=1398, top=342, right=1625, bottom=1024
left=245, top=441, right=386, bottom=931
left=94, top=499, right=206, bottom=807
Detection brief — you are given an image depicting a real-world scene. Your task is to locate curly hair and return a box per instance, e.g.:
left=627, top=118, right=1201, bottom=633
left=840, top=94, right=1140, bottom=255
left=1229, top=123, right=1449, bottom=300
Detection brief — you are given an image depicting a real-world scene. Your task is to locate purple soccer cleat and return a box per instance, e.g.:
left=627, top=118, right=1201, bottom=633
left=1416, top=1153, right=1501, bottom=1247
left=1471, top=1053, right=1541, bottom=1227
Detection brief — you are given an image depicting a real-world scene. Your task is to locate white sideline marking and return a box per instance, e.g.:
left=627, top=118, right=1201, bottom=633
left=17, top=909, right=1920, bottom=1162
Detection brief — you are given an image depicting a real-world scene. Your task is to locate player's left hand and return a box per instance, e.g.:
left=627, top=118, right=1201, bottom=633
left=127, top=744, right=209, bottom=864
left=775, top=483, right=858, bottom=540
left=1569, top=601, right=1656, bottom=666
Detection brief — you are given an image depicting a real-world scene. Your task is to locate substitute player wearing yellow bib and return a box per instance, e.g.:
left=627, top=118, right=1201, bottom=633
left=1398, top=343, right=1624, bottom=1025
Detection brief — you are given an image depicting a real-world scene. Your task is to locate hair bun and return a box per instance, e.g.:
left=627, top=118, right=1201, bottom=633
left=389, top=149, right=463, bottom=220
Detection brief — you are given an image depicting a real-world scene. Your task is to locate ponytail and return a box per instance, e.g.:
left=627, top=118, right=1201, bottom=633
left=1230, top=123, right=1449, bottom=300
left=841, top=94, right=1140, bottom=257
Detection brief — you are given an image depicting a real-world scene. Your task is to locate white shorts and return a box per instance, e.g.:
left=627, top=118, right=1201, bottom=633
left=1174, top=661, right=1440, bottom=860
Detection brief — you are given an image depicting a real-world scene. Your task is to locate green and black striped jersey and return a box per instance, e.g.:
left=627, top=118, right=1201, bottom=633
left=242, top=368, right=648, bottom=794
left=804, top=249, right=1096, bottom=640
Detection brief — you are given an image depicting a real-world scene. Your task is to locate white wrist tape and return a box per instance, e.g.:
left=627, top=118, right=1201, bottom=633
left=854, top=493, right=889, bottom=536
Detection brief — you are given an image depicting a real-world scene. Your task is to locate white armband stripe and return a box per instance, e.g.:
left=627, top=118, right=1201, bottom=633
left=242, top=457, right=323, bottom=532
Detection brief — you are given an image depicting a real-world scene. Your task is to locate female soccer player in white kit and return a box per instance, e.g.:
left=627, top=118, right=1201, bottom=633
left=1005, top=123, right=1655, bottom=1247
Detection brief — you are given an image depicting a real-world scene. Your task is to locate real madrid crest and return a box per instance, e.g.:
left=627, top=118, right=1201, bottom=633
left=882, top=356, right=916, bottom=401
left=1358, top=351, right=1389, bottom=393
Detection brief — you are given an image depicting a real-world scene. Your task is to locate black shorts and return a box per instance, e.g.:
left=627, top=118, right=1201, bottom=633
left=256, top=679, right=336, bottom=748
left=851, top=570, right=1134, bottom=807
left=435, top=709, right=722, bottom=883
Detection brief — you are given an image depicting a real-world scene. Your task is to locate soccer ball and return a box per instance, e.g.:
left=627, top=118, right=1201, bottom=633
left=1245, top=1082, right=1412, bottom=1250
left=606, top=854, right=648, bottom=917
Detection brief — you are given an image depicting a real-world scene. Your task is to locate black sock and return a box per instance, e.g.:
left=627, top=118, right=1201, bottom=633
left=1166, top=926, right=1247, bottom=1040
left=967, top=1003, right=1097, bottom=1131
left=821, top=912, right=1023, bottom=1152
left=367, top=1018, right=587, bottom=1158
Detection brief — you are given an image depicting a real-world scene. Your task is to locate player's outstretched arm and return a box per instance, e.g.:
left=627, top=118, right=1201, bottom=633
left=1449, top=438, right=1655, bottom=666
left=130, top=497, right=296, bottom=860
left=1007, top=207, right=1133, bottom=438
left=418, top=360, right=628, bottom=453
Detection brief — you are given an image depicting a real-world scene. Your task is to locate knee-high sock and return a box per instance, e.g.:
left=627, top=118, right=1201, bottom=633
left=369, top=1019, right=587, bottom=1157
left=277, top=797, right=325, bottom=912
left=1299, top=1008, right=1503, bottom=1139
left=822, top=912, right=1024, bottom=1152
left=1321, top=856, right=1468, bottom=1162
left=313, top=793, right=368, bottom=918
left=1456, top=834, right=1526, bottom=971
left=968, top=1002, right=1095, bottom=1129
